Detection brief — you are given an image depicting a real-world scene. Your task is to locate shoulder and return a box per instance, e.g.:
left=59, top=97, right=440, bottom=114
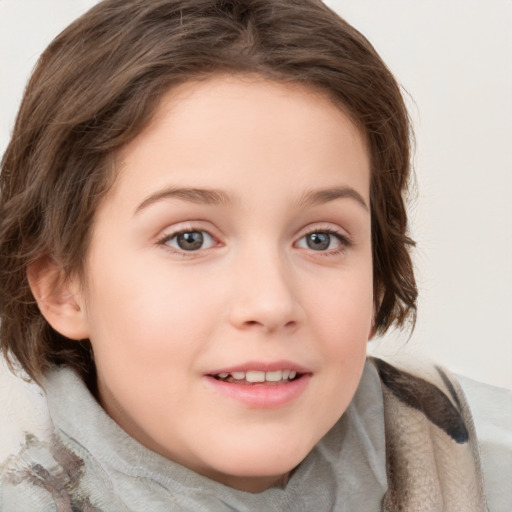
left=367, top=355, right=512, bottom=512
left=457, top=374, right=512, bottom=512
left=0, top=357, right=55, bottom=509
left=0, top=357, right=102, bottom=511
left=0, top=356, right=53, bottom=465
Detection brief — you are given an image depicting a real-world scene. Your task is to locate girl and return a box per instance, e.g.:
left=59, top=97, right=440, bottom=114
left=0, top=1, right=510, bottom=510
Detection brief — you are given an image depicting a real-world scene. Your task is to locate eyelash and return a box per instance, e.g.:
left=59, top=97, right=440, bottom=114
left=156, top=226, right=351, bottom=257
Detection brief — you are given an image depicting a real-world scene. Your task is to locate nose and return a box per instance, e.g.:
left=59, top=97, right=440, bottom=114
left=228, top=248, right=303, bottom=333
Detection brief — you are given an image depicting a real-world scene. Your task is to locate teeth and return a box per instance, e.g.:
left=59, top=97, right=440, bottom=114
left=265, top=370, right=283, bottom=382
left=246, top=371, right=266, bottom=383
left=215, top=370, right=299, bottom=382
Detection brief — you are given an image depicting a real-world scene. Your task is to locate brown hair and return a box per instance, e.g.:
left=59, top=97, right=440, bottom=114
left=0, top=0, right=417, bottom=383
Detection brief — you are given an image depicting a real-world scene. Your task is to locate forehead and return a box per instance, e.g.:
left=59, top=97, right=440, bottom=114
left=107, top=74, right=370, bottom=211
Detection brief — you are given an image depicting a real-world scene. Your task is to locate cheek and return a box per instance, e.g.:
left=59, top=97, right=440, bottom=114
left=307, top=267, right=374, bottom=334
left=300, top=271, right=372, bottom=446
left=84, top=258, right=220, bottom=366
left=305, top=265, right=373, bottom=379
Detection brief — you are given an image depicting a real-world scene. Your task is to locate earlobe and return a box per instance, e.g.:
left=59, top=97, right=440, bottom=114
left=27, top=258, right=89, bottom=340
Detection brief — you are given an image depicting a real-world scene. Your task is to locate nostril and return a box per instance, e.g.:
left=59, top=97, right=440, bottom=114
left=240, top=319, right=298, bottom=332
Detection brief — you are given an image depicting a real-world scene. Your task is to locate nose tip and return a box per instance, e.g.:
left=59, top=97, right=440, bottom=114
left=228, top=258, right=302, bottom=333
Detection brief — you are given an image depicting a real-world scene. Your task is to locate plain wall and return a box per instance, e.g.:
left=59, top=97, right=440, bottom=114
left=1, top=0, right=511, bottom=387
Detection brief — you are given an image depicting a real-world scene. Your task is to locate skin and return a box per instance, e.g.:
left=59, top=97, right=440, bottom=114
left=49, top=75, right=374, bottom=492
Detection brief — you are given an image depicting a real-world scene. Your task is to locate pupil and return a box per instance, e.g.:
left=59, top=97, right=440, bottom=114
left=177, top=231, right=204, bottom=251
left=307, top=233, right=330, bottom=251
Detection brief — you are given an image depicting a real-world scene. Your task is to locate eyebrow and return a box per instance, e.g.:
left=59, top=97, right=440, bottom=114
left=135, top=187, right=231, bottom=215
left=134, top=185, right=369, bottom=215
left=297, top=186, right=369, bottom=211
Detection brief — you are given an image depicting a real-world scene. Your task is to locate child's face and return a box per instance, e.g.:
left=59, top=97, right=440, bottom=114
left=74, top=75, right=373, bottom=491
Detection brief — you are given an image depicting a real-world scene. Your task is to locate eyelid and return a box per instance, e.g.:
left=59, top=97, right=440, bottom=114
left=296, top=223, right=351, bottom=241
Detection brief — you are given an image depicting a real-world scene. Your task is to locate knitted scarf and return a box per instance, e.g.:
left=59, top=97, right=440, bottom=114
left=370, top=357, right=488, bottom=512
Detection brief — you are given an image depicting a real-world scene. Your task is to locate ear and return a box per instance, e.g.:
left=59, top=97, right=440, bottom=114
left=27, top=258, right=89, bottom=340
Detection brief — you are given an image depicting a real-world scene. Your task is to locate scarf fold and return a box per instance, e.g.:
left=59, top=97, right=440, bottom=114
left=370, top=357, right=488, bottom=512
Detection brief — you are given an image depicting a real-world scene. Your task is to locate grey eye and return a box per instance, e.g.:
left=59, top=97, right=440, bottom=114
left=166, top=231, right=215, bottom=251
left=296, top=231, right=344, bottom=252
left=305, top=232, right=331, bottom=250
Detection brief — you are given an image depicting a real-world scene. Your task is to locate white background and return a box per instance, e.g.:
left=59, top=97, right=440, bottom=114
left=1, top=1, right=511, bottom=387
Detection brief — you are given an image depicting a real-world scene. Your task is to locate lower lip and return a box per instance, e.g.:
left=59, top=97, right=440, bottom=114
left=203, top=375, right=311, bottom=409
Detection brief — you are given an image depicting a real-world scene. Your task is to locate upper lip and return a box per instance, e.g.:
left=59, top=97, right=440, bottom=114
left=206, top=360, right=311, bottom=375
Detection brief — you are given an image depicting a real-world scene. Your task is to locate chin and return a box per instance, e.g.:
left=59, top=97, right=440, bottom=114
left=204, top=463, right=295, bottom=493
left=197, top=436, right=311, bottom=491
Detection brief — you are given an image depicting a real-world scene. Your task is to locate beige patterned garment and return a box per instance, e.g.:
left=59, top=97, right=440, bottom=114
left=369, top=358, right=488, bottom=511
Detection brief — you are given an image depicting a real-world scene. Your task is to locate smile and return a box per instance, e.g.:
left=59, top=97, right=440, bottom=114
left=204, top=362, right=311, bottom=408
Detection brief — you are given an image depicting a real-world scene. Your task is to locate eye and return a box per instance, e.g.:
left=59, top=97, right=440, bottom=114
left=296, top=230, right=347, bottom=252
left=162, top=230, right=216, bottom=252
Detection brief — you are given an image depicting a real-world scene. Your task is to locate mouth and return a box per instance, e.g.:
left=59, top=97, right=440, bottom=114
left=204, top=361, right=312, bottom=407
left=209, top=369, right=303, bottom=385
